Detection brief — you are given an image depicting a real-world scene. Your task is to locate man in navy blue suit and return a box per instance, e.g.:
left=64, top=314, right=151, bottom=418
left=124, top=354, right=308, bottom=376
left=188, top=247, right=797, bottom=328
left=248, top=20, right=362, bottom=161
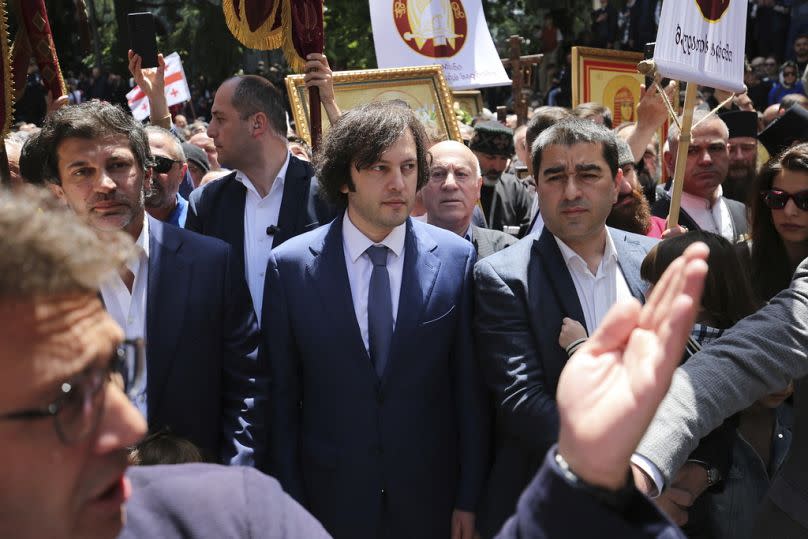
left=39, top=100, right=262, bottom=466
left=262, top=101, right=490, bottom=539
left=186, top=75, right=334, bottom=319
left=474, top=119, right=659, bottom=536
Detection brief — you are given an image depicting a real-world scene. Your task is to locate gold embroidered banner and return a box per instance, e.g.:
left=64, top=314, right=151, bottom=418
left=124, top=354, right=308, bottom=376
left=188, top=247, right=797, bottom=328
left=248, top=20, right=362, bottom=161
left=223, top=0, right=323, bottom=73
left=10, top=0, right=66, bottom=101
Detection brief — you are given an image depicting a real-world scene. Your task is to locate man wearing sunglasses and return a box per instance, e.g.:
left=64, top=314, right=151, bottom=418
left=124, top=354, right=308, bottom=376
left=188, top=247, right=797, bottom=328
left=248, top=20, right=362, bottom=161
left=39, top=100, right=263, bottom=468
left=144, top=126, right=188, bottom=227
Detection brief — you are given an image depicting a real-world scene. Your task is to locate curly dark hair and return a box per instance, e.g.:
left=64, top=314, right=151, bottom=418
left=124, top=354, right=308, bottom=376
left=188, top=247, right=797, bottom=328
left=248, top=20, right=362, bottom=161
left=314, top=101, right=430, bottom=208
left=37, top=100, right=152, bottom=186
left=750, top=142, right=808, bottom=302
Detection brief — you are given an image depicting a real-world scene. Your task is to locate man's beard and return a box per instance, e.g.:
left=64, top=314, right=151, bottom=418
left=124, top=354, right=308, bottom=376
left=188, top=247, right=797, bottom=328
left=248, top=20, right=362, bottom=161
left=144, top=178, right=167, bottom=209
left=482, top=169, right=502, bottom=186
left=606, top=188, right=652, bottom=235
left=723, top=164, right=756, bottom=203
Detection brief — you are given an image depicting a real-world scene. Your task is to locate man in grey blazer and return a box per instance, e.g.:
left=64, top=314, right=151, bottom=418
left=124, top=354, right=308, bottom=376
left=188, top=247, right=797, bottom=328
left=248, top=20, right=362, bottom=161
left=634, top=257, right=808, bottom=537
left=420, top=140, right=517, bottom=259
left=474, top=119, right=658, bottom=537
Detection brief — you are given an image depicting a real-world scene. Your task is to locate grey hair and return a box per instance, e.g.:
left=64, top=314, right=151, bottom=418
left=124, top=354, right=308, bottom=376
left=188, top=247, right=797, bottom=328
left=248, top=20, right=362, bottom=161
left=145, top=125, right=186, bottom=162
left=0, top=187, right=136, bottom=297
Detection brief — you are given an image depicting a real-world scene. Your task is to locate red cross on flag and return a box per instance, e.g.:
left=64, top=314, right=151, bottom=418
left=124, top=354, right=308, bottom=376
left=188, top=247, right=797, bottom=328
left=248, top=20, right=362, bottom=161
left=126, top=52, right=191, bottom=121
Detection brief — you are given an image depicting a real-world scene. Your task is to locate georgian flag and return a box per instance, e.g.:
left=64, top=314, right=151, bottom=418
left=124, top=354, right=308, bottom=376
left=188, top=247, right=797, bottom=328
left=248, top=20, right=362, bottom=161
left=126, top=52, right=191, bottom=121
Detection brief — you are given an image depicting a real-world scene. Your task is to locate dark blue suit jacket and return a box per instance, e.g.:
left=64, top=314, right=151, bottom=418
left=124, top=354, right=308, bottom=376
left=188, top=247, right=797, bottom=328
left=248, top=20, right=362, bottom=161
left=262, top=215, right=490, bottom=539
left=473, top=226, right=657, bottom=536
left=121, top=464, right=330, bottom=538
left=496, top=449, right=685, bottom=539
left=184, top=154, right=336, bottom=280
left=145, top=217, right=261, bottom=465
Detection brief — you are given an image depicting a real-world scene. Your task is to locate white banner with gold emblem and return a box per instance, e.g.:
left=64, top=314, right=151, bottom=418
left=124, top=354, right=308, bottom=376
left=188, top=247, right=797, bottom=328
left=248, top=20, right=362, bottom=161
left=653, top=0, right=746, bottom=92
left=370, top=0, right=510, bottom=90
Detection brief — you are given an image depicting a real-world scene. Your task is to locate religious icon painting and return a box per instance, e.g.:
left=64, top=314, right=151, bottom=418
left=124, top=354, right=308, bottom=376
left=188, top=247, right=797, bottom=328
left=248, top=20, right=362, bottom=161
left=571, top=46, right=645, bottom=129
left=285, top=65, right=462, bottom=145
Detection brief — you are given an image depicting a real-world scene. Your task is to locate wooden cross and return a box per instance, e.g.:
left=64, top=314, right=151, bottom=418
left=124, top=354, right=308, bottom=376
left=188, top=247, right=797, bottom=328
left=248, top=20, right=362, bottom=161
left=500, top=35, right=542, bottom=127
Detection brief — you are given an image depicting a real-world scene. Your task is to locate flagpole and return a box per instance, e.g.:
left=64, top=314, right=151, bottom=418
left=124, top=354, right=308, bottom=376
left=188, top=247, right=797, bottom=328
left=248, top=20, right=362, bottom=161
left=666, top=82, right=698, bottom=230
left=309, top=82, right=322, bottom=152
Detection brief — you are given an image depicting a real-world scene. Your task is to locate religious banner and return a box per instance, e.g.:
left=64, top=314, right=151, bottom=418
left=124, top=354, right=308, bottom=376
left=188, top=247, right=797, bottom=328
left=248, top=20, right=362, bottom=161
left=370, top=0, right=510, bottom=90
left=9, top=0, right=66, bottom=101
left=653, top=0, right=746, bottom=92
left=222, top=0, right=323, bottom=73
left=126, top=53, right=191, bottom=122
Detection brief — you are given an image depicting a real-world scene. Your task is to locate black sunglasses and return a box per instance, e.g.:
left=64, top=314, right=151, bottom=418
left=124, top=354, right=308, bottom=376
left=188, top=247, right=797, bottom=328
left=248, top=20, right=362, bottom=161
left=761, top=189, right=808, bottom=211
left=152, top=155, right=182, bottom=174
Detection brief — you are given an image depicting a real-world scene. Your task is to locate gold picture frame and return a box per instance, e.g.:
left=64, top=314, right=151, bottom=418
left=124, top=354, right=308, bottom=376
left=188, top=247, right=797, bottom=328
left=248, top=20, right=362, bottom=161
left=286, top=65, right=461, bottom=144
left=571, top=46, right=644, bottom=128
left=452, top=90, right=484, bottom=118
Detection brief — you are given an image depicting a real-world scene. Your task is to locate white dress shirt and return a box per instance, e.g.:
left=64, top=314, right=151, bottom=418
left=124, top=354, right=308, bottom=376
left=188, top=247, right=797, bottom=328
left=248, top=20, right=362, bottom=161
left=680, top=187, right=735, bottom=241
left=342, top=211, right=406, bottom=352
left=238, top=152, right=290, bottom=320
left=100, top=216, right=149, bottom=418
left=555, top=230, right=632, bottom=335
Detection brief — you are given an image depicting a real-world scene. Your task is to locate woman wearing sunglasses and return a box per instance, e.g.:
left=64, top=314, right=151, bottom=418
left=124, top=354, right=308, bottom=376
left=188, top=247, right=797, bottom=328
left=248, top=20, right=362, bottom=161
left=751, top=142, right=808, bottom=302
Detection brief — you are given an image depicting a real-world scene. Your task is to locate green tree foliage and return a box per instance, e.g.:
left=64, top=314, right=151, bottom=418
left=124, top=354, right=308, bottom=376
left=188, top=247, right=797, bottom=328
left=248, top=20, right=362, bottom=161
left=323, top=0, right=376, bottom=70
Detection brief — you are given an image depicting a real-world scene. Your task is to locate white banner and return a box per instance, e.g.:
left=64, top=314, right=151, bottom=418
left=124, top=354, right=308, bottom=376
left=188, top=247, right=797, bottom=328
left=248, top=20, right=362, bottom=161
left=127, top=52, right=192, bottom=121
left=370, top=0, right=510, bottom=90
left=653, top=0, right=746, bottom=92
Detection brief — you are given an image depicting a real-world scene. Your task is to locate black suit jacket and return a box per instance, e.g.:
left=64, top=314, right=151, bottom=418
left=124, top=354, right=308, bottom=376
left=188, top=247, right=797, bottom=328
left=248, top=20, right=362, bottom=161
left=473, top=226, right=657, bottom=537
left=185, top=154, right=336, bottom=279
left=651, top=190, right=749, bottom=242
left=472, top=225, right=517, bottom=259
left=482, top=173, right=534, bottom=236
left=145, top=218, right=261, bottom=465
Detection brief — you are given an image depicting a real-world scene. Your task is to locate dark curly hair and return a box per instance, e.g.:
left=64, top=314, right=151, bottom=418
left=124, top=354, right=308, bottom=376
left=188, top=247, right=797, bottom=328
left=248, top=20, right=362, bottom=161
left=750, top=142, right=808, bottom=302
left=37, top=100, right=152, bottom=186
left=314, top=101, right=430, bottom=208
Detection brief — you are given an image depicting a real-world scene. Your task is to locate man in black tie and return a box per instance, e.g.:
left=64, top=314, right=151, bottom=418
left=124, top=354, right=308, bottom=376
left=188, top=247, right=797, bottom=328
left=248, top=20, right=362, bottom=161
left=261, top=101, right=490, bottom=539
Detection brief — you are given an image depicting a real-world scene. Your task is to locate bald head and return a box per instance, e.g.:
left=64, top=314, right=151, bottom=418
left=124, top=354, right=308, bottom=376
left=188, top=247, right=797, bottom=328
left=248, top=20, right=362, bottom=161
left=421, top=140, right=483, bottom=236
left=188, top=132, right=220, bottom=170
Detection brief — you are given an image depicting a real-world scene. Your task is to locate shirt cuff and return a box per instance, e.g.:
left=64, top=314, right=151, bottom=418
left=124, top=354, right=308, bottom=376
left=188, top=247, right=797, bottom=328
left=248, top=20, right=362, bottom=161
left=630, top=453, right=664, bottom=497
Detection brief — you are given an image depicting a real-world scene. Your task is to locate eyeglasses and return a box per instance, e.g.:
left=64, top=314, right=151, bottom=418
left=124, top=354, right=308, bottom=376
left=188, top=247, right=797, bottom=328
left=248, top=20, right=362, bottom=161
left=0, top=338, right=145, bottom=445
left=761, top=189, right=808, bottom=211
left=784, top=71, right=798, bottom=77
left=152, top=155, right=182, bottom=174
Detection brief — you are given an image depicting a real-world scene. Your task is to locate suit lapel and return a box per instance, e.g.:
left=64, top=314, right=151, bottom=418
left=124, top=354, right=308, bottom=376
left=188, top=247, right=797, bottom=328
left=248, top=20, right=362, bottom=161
left=610, top=228, right=648, bottom=302
left=220, top=176, right=247, bottom=276
left=307, top=214, right=377, bottom=382
left=472, top=226, right=493, bottom=259
left=146, top=218, right=190, bottom=420
left=383, top=219, right=440, bottom=386
left=274, top=155, right=307, bottom=248
left=533, top=228, right=586, bottom=328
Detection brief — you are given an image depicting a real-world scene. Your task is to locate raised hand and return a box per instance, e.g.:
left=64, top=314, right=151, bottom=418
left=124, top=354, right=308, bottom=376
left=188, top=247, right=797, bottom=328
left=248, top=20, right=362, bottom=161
left=556, top=242, right=709, bottom=490
left=304, top=53, right=341, bottom=124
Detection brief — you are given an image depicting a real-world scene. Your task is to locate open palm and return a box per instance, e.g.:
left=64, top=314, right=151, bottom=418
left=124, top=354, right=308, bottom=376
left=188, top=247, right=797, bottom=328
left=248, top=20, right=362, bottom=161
left=556, top=243, right=709, bottom=489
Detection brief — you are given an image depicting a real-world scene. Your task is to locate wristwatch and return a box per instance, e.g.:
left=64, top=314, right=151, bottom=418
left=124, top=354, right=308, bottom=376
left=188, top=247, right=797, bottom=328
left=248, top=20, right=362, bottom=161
left=687, top=459, right=722, bottom=487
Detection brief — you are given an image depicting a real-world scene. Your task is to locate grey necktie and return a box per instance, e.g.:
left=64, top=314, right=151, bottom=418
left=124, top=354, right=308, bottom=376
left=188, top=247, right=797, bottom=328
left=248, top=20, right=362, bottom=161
left=366, top=245, right=393, bottom=378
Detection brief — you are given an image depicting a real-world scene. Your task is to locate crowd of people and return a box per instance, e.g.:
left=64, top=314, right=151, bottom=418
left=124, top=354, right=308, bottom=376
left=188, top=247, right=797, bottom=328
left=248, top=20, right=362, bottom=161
left=4, top=6, right=808, bottom=539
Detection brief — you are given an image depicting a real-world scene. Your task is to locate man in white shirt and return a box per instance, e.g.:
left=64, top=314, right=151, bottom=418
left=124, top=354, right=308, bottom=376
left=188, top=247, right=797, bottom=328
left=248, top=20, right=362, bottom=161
left=652, top=110, right=749, bottom=242
left=186, top=70, right=336, bottom=319
left=38, top=100, right=262, bottom=466
left=473, top=118, right=658, bottom=537
left=262, top=101, right=489, bottom=539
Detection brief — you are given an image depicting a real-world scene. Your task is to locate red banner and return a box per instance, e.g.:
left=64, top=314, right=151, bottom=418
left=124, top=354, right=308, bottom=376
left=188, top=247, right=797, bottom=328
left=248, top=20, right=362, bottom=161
left=222, top=0, right=323, bottom=73
left=10, top=0, right=66, bottom=101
